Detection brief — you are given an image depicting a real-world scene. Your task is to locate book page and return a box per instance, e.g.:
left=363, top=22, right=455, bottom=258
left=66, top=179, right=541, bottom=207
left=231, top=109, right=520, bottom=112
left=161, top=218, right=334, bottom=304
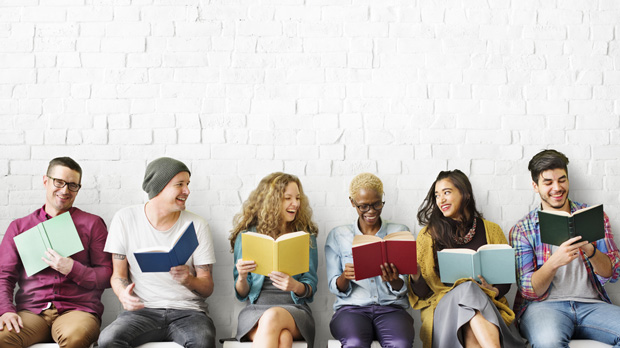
left=477, top=244, right=512, bottom=252
left=246, top=231, right=276, bottom=241
left=439, top=248, right=476, bottom=255
left=275, top=231, right=307, bottom=242
left=573, top=203, right=602, bottom=215
left=383, top=231, right=415, bottom=241
left=352, top=234, right=382, bottom=247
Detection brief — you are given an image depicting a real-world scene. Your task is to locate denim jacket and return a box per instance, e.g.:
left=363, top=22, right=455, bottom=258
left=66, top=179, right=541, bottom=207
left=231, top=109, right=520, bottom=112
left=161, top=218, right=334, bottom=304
left=233, top=228, right=318, bottom=304
left=325, top=219, right=411, bottom=311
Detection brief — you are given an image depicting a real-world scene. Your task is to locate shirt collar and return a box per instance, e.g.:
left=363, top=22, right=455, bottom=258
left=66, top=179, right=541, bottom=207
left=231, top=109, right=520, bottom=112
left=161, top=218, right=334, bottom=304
left=353, top=217, right=387, bottom=237
left=37, top=204, right=76, bottom=221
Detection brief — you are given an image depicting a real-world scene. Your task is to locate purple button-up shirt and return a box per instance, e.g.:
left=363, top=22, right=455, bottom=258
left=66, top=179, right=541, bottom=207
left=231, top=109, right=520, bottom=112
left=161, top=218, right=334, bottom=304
left=0, top=205, right=112, bottom=318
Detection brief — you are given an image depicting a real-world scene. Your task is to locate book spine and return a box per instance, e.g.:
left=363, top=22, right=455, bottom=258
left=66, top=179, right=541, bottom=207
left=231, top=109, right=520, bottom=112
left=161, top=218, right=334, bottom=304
left=172, top=249, right=181, bottom=267
left=273, top=242, right=279, bottom=273
left=381, top=241, right=388, bottom=265
left=39, top=226, right=52, bottom=251
left=568, top=216, right=576, bottom=238
left=473, top=252, right=482, bottom=281
left=168, top=253, right=176, bottom=269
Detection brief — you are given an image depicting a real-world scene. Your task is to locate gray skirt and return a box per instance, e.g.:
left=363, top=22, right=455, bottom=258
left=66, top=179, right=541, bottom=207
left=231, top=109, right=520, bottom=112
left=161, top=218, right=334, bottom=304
left=235, top=280, right=315, bottom=348
left=432, top=282, right=525, bottom=348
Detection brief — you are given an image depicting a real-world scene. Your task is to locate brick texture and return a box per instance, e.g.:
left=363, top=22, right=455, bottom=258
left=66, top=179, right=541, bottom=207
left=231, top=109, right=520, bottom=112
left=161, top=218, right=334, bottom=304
left=1, top=1, right=619, bottom=347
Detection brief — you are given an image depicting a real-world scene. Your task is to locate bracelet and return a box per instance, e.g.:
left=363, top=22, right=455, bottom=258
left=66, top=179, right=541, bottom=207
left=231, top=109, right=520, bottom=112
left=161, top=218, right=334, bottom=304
left=586, top=246, right=596, bottom=258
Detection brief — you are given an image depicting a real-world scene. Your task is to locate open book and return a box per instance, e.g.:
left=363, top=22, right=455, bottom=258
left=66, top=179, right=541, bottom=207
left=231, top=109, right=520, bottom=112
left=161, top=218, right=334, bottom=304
left=539, top=204, right=604, bottom=246
left=134, top=221, right=198, bottom=272
left=437, top=244, right=515, bottom=284
left=351, top=231, right=417, bottom=281
left=241, top=231, right=309, bottom=276
left=14, top=211, right=84, bottom=277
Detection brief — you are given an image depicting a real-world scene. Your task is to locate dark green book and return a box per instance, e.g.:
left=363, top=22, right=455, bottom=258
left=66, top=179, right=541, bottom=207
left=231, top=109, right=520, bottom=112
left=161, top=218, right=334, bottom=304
left=538, top=204, right=604, bottom=246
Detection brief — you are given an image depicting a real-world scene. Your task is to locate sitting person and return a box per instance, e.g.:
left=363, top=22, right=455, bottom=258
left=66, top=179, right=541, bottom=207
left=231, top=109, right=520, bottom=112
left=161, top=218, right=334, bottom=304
left=325, top=173, right=415, bottom=348
left=231, top=172, right=318, bottom=348
left=0, top=157, right=112, bottom=348
left=510, top=149, right=620, bottom=347
left=409, top=169, right=524, bottom=348
left=98, top=157, right=216, bottom=348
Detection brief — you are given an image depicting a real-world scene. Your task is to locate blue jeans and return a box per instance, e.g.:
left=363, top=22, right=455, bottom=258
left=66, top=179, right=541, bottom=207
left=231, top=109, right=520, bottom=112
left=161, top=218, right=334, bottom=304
left=520, top=300, right=620, bottom=348
left=98, top=308, right=216, bottom=348
left=330, top=304, right=415, bottom=348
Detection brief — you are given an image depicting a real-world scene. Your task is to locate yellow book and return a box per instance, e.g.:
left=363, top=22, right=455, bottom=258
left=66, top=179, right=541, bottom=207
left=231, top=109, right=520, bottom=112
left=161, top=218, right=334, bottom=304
left=241, top=231, right=309, bottom=276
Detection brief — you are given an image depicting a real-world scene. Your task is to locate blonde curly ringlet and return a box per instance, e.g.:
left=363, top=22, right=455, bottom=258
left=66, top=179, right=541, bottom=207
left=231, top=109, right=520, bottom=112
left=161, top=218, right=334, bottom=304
left=229, top=172, right=318, bottom=252
left=349, top=173, right=384, bottom=200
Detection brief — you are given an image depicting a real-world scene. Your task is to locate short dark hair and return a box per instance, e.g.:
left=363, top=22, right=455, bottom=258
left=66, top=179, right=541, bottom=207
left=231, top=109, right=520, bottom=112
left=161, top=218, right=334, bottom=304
left=528, top=149, right=569, bottom=183
left=47, top=157, right=83, bottom=182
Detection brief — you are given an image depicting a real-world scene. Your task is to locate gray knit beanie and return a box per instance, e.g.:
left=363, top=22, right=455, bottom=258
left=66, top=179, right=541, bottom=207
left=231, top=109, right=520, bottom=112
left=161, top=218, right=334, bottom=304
left=142, top=157, right=191, bottom=199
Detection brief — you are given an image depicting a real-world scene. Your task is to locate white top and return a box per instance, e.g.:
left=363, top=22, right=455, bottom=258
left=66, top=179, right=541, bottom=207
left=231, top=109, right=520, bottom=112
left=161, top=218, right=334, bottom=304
left=104, top=204, right=216, bottom=312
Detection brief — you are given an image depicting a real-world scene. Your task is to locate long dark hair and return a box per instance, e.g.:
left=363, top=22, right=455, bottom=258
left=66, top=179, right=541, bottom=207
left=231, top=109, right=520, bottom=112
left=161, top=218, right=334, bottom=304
left=417, top=170, right=482, bottom=271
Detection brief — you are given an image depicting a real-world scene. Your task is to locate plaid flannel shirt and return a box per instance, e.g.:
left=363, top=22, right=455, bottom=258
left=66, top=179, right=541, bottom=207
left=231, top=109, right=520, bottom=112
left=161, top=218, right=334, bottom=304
left=509, top=200, right=620, bottom=322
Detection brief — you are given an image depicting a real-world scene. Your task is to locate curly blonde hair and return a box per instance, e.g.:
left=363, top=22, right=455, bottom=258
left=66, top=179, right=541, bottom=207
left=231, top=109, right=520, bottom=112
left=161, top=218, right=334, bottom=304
left=229, top=172, right=318, bottom=251
left=349, top=173, right=384, bottom=200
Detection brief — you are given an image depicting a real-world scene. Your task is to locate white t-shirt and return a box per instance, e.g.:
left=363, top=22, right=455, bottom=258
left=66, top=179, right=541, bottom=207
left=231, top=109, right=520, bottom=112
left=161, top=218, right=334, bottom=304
left=104, top=204, right=216, bottom=312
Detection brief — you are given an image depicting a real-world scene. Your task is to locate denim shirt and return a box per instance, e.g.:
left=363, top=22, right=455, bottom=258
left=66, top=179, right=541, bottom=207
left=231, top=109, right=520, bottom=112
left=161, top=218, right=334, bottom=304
left=325, top=219, right=411, bottom=311
left=233, top=228, right=319, bottom=305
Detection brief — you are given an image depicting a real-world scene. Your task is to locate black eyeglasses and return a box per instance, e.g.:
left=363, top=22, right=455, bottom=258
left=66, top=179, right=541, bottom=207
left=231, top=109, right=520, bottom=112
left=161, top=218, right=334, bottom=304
left=351, top=199, right=385, bottom=212
left=47, top=176, right=81, bottom=192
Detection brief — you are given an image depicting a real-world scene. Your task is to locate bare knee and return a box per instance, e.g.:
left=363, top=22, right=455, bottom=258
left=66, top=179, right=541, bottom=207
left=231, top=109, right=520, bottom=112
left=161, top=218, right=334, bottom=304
left=462, top=323, right=481, bottom=348
left=279, top=329, right=293, bottom=348
left=257, top=307, right=289, bottom=333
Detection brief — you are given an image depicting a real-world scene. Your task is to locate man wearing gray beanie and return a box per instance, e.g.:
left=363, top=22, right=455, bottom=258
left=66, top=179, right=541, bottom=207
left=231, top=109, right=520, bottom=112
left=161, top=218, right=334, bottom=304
left=99, top=157, right=216, bottom=348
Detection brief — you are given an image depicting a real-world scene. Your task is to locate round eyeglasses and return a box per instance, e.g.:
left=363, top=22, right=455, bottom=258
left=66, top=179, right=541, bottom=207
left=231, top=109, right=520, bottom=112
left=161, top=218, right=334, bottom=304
left=351, top=200, right=385, bottom=212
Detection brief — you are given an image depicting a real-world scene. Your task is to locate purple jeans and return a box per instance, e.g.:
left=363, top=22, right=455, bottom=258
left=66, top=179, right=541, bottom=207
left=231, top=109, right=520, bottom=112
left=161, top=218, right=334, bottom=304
left=330, top=304, right=415, bottom=348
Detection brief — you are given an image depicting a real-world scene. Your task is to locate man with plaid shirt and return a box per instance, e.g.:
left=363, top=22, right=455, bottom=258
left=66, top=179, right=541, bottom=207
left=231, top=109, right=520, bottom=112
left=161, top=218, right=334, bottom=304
left=510, top=149, right=620, bottom=347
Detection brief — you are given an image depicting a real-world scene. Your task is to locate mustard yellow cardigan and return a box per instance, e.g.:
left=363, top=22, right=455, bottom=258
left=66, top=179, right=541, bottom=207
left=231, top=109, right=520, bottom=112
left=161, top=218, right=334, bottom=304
left=408, top=219, right=515, bottom=348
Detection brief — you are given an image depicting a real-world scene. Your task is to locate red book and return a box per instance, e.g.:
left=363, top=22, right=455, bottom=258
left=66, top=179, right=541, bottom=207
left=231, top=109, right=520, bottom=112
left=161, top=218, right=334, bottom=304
left=351, top=231, right=417, bottom=281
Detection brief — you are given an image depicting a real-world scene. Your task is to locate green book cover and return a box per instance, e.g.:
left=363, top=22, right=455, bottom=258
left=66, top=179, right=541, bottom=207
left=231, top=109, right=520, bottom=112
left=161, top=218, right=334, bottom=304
left=538, top=204, right=604, bottom=246
left=13, top=212, right=84, bottom=277
left=437, top=244, right=516, bottom=284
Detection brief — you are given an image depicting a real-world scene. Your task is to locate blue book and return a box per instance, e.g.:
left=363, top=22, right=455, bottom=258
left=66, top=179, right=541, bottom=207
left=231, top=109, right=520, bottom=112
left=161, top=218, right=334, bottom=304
left=134, top=221, right=198, bottom=273
left=437, top=244, right=516, bottom=284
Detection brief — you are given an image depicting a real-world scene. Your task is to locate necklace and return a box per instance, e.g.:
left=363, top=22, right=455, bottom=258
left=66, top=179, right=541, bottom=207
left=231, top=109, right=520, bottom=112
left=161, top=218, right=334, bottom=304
left=454, top=218, right=477, bottom=244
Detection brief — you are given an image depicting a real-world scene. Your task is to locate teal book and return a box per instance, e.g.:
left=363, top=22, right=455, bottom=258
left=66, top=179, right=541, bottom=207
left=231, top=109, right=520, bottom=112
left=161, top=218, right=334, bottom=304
left=437, top=244, right=516, bottom=284
left=538, top=204, right=604, bottom=246
left=13, top=212, right=84, bottom=277
left=134, top=221, right=198, bottom=273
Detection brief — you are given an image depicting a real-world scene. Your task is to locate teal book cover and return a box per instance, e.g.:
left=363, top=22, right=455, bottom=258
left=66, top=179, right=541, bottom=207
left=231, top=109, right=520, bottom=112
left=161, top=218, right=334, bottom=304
left=14, top=212, right=84, bottom=277
left=437, top=244, right=515, bottom=284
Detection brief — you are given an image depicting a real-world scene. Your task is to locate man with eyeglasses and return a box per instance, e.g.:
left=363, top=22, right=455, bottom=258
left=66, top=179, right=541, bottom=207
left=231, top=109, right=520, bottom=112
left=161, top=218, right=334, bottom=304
left=0, top=157, right=112, bottom=348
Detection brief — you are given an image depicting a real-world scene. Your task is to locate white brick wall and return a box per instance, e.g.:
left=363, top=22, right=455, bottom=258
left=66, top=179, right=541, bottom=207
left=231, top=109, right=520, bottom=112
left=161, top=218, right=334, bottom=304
left=1, top=1, right=619, bottom=347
